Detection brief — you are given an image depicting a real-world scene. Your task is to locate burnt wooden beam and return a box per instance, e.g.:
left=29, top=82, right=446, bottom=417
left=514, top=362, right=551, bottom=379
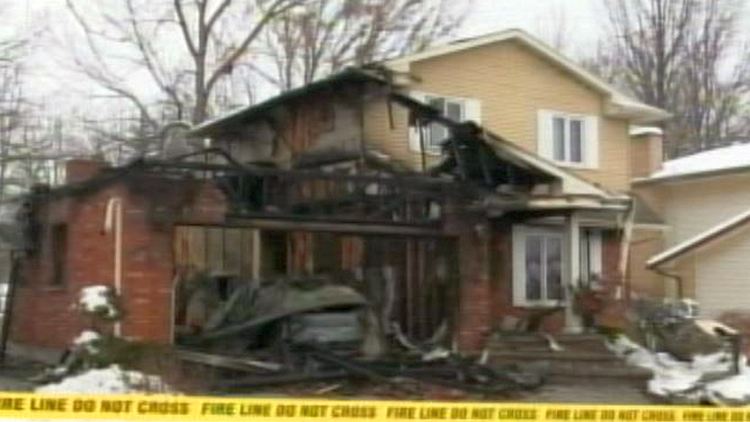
left=449, top=138, right=469, bottom=181
left=477, top=144, right=495, bottom=187
left=141, top=160, right=464, bottom=192
left=418, top=122, right=427, bottom=172
left=223, top=216, right=445, bottom=237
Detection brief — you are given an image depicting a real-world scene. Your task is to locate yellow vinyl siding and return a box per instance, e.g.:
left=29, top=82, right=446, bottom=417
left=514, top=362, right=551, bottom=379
left=364, top=40, right=632, bottom=191
left=630, top=134, right=663, bottom=179
left=694, top=226, right=750, bottom=318
left=662, top=174, right=750, bottom=246
left=362, top=97, right=412, bottom=169
left=629, top=228, right=666, bottom=298
left=648, top=173, right=750, bottom=309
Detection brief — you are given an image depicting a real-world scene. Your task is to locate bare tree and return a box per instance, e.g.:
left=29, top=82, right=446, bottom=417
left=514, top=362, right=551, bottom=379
left=65, top=0, right=303, bottom=128
left=597, top=0, right=749, bottom=157
left=0, top=61, right=26, bottom=199
left=0, top=38, right=70, bottom=198
left=536, top=3, right=569, bottom=55
left=260, top=0, right=467, bottom=90
left=674, top=1, right=750, bottom=152
left=606, top=0, right=695, bottom=112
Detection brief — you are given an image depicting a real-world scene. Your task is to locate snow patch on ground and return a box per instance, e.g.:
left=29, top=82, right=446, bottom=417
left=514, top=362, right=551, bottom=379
left=36, top=365, right=170, bottom=394
left=79, top=285, right=119, bottom=319
left=608, top=335, right=750, bottom=404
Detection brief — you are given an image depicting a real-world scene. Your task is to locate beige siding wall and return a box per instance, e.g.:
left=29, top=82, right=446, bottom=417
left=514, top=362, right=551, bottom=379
left=362, top=95, right=414, bottom=168
left=646, top=173, right=750, bottom=313
left=629, top=184, right=668, bottom=298
left=630, top=134, right=663, bottom=179
left=365, top=40, right=633, bottom=191
left=693, top=226, right=750, bottom=318
left=629, top=228, right=666, bottom=298
left=662, top=174, right=750, bottom=246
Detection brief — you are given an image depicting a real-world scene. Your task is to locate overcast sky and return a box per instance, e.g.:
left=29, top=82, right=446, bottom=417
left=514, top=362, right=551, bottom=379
left=3, top=0, right=749, bottom=116
left=0, top=0, right=604, bottom=110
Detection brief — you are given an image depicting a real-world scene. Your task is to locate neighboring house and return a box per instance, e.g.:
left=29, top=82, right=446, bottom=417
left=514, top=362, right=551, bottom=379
left=632, top=143, right=750, bottom=318
left=9, top=29, right=669, bottom=359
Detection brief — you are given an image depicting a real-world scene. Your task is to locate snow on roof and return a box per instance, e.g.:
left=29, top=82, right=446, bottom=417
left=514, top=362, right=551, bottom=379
left=629, top=126, right=663, bottom=137
left=647, top=206, right=750, bottom=268
left=649, top=143, right=750, bottom=181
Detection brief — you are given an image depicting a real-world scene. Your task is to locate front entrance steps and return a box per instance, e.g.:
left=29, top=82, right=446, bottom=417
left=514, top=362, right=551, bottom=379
left=487, top=333, right=651, bottom=380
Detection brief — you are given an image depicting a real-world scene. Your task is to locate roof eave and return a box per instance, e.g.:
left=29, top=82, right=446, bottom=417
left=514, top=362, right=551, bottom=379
left=187, top=68, right=387, bottom=138
left=605, top=99, right=672, bottom=123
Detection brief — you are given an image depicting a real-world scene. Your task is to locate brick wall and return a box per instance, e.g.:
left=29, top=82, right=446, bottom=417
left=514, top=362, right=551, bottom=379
left=454, top=221, right=493, bottom=351
left=9, top=162, right=227, bottom=351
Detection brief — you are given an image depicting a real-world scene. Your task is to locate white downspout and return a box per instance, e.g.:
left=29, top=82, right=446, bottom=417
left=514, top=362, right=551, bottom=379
left=104, top=197, right=123, bottom=337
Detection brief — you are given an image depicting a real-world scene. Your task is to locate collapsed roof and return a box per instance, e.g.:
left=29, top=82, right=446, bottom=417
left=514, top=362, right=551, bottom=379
left=188, top=66, right=629, bottom=214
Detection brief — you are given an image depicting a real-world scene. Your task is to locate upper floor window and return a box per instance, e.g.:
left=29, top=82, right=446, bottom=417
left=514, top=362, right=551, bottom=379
left=538, top=110, right=598, bottom=169
left=426, top=96, right=464, bottom=151
left=408, top=91, right=481, bottom=154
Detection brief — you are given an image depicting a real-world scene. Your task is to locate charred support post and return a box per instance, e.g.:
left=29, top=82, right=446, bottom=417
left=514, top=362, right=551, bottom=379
left=564, top=212, right=583, bottom=333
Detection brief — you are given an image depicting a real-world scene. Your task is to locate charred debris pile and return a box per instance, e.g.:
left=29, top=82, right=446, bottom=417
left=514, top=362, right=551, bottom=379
left=174, top=275, right=544, bottom=398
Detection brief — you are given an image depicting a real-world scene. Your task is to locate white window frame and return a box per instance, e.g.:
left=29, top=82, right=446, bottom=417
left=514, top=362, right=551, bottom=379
left=512, top=225, right=566, bottom=307
left=423, top=95, right=465, bottom=153
left=408, top=91, right=481, bottom=155
left=551, top=113, right=587, bottom=167
left=537, top=110, right=599, bottom=169
left=512, top=225, right=603, bottom=307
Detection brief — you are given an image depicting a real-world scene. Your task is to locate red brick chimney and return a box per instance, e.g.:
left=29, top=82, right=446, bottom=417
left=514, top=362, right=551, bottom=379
left=65, top=159, right=108, bottom=184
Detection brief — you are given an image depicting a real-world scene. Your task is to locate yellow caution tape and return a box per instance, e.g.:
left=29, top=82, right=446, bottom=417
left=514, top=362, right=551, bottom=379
left=0, top=393, right=744, bottom=421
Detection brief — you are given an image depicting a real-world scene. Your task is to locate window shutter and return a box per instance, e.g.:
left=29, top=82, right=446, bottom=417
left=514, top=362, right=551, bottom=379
left=537, top=110, right=554, bottom=160
left=464, top=99, right=482, bottom=124
left=584, top=115, right=599, bottom=169
left=408, top=91, right=426, bottom=152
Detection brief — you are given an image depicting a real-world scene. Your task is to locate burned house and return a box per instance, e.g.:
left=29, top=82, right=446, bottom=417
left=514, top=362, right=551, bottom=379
left=5, top=64, right=639, bottom=363
left=7, top=30, right=672, bottom=362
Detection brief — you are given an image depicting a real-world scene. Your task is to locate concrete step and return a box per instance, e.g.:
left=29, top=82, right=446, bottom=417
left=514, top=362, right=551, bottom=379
left=490, top=350, right=619, bottom=362
left=546, top=362, right=652, bottom=380
left=492, top=333, right=605, bottom=343
left=491, top=354, right=651, bottom=379
left=489, top=333, right=612, bottom=354
left=488, top=336, right=652, bottom=380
